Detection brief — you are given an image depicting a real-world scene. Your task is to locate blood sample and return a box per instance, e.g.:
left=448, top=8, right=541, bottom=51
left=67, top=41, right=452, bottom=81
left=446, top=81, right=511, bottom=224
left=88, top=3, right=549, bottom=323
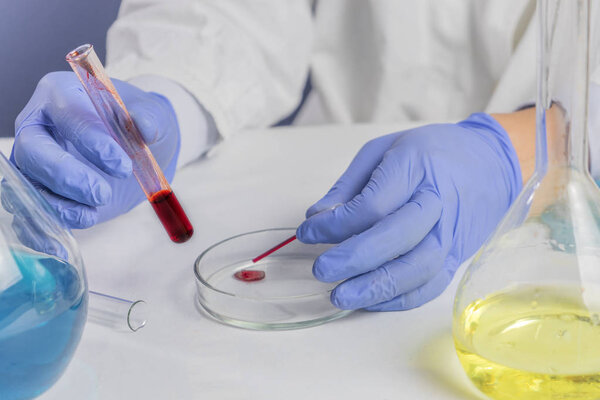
left=66, top=44, right=194, bottom=243
left=234, top=270, right=266, bottom=282
left=149, top=190, right=193, bottom=243
left=233, top=234, right=297, bottom=283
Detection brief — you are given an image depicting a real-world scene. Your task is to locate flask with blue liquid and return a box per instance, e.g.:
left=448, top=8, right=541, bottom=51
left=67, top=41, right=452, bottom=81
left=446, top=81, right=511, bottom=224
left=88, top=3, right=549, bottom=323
left=0, top=152, right=87, bottom=399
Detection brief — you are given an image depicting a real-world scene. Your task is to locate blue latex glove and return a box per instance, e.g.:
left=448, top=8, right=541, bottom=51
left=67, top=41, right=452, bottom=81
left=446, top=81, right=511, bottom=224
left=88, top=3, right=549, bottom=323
left=10, top=71, right=180, bottom=229
left=296, top=113, right=523, bottom=311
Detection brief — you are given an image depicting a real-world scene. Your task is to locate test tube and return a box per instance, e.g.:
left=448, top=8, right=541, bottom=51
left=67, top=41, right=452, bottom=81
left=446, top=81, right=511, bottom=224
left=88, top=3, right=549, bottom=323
left=88, top=290, right=147, bottom=332
left=66, top=44, right=193, bottom=243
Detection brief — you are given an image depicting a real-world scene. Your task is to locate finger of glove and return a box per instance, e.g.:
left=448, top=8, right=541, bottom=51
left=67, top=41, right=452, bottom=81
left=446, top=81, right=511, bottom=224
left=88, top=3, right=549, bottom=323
left=12, top=215, right=69, bottom=260
left=298, top=148, right=423, bottom=244
left=12, top=125, right=111, bottom=207
left=312, top=189, right=442, bottom=282
left=305, top=134, right=400, bottom=218
left=41, top=83, right=131, bottom=178
left=127, top=92, right=174, bottom=146
left=37, top=187, right=99, bottom=229
left=364, top=269, right=453, bottom=311
left=329, top=233, right=446, bottom=309
left=0, top=179, right=20, bottom=216
left=1, top=175, right=98, bottom=230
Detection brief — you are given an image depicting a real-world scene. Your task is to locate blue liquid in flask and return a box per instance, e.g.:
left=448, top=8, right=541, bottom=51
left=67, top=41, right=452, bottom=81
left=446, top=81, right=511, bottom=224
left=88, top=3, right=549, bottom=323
left=0, top=250, right=87, bottom=400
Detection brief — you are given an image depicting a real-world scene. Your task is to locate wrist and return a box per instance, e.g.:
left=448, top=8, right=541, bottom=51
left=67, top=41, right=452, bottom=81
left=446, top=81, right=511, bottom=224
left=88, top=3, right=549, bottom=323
left=459, top=113, right=524, bottom=205
left=490, top=108, right=536, bottom=183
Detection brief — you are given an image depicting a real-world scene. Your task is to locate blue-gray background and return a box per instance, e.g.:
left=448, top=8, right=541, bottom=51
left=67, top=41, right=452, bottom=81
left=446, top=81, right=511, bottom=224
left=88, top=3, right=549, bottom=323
left=0, top=0, right=122, bottom=137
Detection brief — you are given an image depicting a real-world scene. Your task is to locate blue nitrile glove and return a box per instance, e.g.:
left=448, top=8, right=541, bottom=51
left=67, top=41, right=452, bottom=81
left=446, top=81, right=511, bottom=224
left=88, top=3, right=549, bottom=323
left=296, top=113, right=523, bottom=311
left=10, top=71, right=180, bottom=228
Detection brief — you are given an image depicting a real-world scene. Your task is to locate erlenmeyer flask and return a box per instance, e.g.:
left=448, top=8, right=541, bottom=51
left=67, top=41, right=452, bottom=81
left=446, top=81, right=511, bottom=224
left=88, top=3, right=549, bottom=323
left=0, top=153, right=87, bottom=400
left=453, top=1, right=600, bottom=399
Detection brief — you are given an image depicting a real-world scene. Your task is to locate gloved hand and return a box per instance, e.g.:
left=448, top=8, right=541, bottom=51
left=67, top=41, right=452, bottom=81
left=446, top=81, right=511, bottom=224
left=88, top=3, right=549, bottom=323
left=296, top=113, right=522, bottom=311
left=10, top=71, right=180, bottom=229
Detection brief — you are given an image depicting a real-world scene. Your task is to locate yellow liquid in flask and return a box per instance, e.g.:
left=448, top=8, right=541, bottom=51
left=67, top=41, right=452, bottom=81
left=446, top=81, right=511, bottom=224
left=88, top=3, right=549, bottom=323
left=454, top=285, right=600, bottom=400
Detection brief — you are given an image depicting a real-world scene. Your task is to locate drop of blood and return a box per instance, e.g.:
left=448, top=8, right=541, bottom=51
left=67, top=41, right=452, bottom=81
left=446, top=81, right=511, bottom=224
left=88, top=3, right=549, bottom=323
left=234, top=270, right=266, bottom=282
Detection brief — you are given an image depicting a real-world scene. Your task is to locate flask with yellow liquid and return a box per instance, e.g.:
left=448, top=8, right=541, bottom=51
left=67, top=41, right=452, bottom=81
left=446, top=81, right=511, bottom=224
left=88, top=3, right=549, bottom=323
left=453, top=1, right=600, bottom=399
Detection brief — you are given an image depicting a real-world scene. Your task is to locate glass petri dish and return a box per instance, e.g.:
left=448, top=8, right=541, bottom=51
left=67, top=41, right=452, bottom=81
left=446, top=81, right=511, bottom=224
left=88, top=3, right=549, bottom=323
left=194, top=228, right=352, bottom=330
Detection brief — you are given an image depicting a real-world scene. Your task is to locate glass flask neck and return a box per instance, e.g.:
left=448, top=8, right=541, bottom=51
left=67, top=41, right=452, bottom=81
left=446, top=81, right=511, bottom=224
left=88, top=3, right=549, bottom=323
left=537, top=0, right=590, bottom=177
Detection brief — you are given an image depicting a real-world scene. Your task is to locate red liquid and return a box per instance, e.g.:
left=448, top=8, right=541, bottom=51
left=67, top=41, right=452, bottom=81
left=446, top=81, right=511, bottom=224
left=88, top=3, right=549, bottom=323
left=149, top=190, right=194, bottom=243
left=234, top=270, right=266, bottom=282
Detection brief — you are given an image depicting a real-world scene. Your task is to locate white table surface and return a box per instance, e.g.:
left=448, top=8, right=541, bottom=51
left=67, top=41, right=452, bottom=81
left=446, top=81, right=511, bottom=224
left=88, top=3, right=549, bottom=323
left=30, top=124, right=488, bottom=400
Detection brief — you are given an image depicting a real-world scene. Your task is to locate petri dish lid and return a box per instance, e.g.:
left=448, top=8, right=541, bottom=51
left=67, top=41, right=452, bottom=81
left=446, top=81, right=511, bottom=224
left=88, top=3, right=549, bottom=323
left=194, top=228, right=352, bottom=330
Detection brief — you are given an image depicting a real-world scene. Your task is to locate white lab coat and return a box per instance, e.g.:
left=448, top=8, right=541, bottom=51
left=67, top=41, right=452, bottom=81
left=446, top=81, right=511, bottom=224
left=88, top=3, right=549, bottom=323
left=106, top=0, right=537, bottom=164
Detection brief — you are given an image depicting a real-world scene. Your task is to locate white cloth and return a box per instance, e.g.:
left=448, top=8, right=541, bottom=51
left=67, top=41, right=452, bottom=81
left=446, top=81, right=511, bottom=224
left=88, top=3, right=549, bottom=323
left=106, top=0, right=537, bottom=163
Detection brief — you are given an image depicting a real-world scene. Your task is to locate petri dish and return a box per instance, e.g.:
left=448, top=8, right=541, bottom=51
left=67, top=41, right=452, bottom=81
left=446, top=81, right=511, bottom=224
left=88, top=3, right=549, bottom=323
left=194, top=228, right=353, bottom=330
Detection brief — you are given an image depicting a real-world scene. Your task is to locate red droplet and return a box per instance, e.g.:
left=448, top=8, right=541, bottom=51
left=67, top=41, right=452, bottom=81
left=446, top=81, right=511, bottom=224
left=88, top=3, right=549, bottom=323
left=234, top=270, right=266, bottom=282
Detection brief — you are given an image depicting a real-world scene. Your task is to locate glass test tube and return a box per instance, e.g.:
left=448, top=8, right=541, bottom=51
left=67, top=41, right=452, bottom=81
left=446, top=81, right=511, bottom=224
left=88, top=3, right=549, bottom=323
left=66, top=44, right=194, bottom=243
left=88, top=290, right=147, bottom=332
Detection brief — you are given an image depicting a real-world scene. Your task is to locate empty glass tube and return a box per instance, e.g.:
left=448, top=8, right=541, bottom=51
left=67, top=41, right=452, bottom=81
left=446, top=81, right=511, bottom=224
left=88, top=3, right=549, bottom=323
left=88, top=291, right=147, bottom=332
left=66, top=44, right=193, bottom=244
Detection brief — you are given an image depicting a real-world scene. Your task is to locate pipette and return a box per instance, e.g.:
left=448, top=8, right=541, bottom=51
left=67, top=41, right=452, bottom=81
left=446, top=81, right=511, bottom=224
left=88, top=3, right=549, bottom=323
left=250, top=205, right=344, bottom=263
left=233, top=234, right=297, bottom=282
left=252, top=234, right=297, bottom=263
left=66, top=44, right=193, bottom=243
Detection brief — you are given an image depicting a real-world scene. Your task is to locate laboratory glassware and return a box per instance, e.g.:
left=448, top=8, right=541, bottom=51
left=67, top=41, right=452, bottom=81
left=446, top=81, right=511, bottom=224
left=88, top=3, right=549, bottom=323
left=0, top=152, right=87, bottom=400
left=66, top=44, right=193, bottom=243
left=453, top=1, right=600, bottom=399
left=88, top=290, right=147, bottom=332
left=194, top=228, right=352, bottom=330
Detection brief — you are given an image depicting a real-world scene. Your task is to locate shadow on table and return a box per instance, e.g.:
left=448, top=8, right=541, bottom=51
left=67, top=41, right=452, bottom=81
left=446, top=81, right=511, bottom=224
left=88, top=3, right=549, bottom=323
left=415, top=330, right=487, bottom=400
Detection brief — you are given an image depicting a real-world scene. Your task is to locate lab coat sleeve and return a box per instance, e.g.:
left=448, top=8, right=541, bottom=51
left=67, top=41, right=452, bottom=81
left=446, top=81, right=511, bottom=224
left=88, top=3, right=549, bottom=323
left=105, top=0, right=313, bottom=139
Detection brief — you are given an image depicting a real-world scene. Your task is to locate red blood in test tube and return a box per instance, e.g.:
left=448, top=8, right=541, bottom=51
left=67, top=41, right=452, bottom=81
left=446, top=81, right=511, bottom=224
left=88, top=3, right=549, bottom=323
left=149, top=190, right=194, bottom=243
left=234, top=270, right=266, bottom=282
